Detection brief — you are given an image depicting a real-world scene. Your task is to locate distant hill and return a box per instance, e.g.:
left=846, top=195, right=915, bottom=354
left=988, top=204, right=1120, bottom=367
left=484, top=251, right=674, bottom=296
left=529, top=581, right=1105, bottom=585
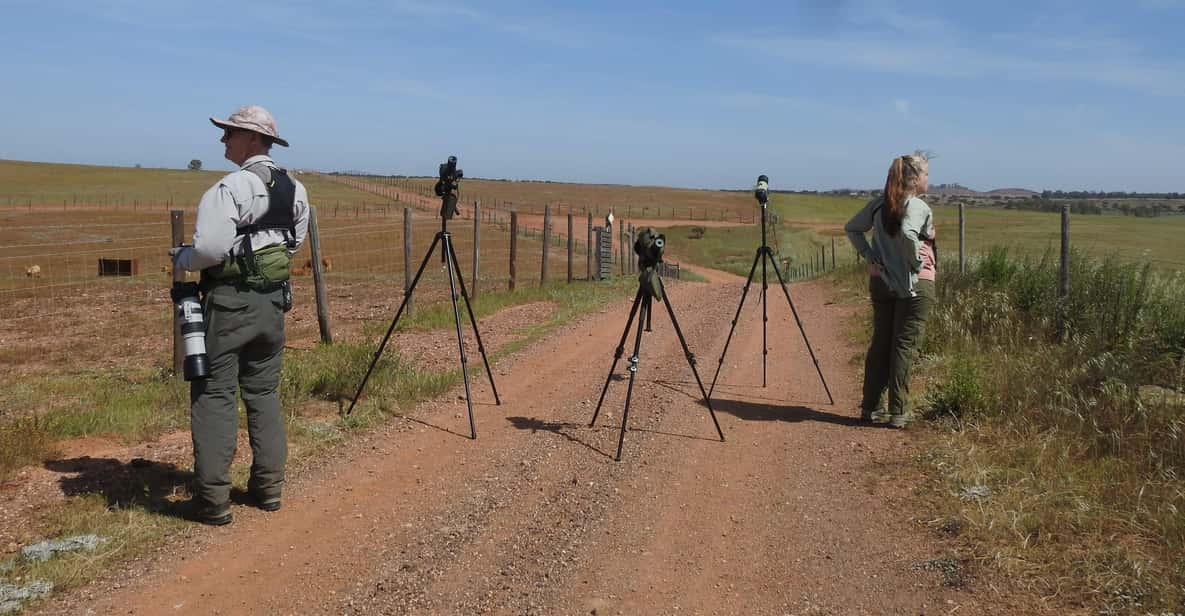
left=927, top=183, right=1038, bottom=198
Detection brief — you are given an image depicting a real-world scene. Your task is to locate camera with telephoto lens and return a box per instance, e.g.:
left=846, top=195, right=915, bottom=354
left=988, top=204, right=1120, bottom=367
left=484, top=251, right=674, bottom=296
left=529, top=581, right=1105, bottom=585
left=434, top=155, right=463, bottom=219
left=170, top=281, right=210, bottom=380
left=633, top=227, right=666, bottom=270
left=754, top=174, right=769, bottom=204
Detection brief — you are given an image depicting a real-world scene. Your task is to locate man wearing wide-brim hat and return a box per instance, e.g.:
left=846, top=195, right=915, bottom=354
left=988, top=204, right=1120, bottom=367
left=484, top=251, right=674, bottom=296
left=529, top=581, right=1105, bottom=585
left=171, top=105, right=309, bottom=525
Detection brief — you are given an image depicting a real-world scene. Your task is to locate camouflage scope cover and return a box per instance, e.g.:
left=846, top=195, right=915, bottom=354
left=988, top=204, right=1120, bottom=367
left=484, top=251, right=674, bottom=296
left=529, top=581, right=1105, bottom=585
left=634, top=227, right=666, bottom=299
left=634, top=227, right=665, bottom=268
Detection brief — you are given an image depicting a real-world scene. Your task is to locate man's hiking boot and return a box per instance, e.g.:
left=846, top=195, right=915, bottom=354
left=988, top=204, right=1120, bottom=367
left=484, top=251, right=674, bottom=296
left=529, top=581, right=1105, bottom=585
left=252, top=492, right=282, bottom=512
left=888, top=413, right=913, bottom=429
left=180, top=498, right=232, bottom=526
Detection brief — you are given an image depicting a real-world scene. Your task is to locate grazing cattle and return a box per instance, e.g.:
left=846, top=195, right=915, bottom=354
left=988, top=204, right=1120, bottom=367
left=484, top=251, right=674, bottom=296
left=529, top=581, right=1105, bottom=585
left=25, top=264, right=42, bottom=278
left=296, top=256, right=332, bottom=276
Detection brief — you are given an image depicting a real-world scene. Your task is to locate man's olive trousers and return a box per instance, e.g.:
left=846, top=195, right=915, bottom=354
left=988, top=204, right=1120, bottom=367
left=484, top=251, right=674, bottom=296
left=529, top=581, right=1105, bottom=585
left=860, top=277, right=935, bottom=418
left=190, top=284, right=287, bottom=506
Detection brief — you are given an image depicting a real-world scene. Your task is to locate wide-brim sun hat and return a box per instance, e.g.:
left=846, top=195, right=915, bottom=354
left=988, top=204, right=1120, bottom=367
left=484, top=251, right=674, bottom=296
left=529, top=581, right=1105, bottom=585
left=210, top=105, right=289, bottom=147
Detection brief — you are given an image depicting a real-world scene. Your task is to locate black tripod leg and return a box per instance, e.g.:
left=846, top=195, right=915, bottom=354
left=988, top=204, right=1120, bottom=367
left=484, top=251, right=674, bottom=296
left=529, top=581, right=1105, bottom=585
left=347, top=233, right=442, bottom=415
left=615, top=295, right=649, bottom=461
left=660, top=290, right=725, bottom=441
left=767, top=255, right=835, bottom=404
left=761, top=247, right=769, bottom=387
left=441, top=235, right=478, bottom=439
left=447, top=239, right=501, bottom=405
left=590, top=286, right=646, bottom=427
left=708, top=249, right=762, bottom=398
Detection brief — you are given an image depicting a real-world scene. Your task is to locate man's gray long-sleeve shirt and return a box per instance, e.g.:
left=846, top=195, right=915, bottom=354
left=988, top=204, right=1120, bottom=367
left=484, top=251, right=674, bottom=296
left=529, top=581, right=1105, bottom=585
left=175, top=155, right=310, bottom=272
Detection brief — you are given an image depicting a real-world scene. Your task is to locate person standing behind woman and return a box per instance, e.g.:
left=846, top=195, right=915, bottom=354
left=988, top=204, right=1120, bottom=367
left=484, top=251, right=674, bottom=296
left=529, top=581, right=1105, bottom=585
left=844, top=153, right=936, bottom=428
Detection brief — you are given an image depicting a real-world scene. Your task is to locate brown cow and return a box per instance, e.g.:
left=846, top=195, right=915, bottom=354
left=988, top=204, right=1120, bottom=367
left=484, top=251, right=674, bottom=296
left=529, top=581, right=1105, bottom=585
left=297, top=256, right=332, bottom=274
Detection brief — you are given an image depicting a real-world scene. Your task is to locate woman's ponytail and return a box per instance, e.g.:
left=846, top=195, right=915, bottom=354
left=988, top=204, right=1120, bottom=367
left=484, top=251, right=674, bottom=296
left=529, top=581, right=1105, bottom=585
left=880, top=153, right=928, bottom=237
left=882, top=158, right=906, bottom=236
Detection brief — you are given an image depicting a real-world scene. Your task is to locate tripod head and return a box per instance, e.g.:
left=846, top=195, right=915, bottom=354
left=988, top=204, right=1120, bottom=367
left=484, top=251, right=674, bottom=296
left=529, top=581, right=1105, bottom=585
left=434, top=155, right=463, bottom=220
left=754, top=174, right=769, bottom=207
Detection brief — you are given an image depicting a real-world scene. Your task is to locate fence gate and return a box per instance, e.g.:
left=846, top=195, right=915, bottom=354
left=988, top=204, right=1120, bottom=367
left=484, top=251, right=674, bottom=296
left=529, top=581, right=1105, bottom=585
left=594, top=226, right=613, bottom=280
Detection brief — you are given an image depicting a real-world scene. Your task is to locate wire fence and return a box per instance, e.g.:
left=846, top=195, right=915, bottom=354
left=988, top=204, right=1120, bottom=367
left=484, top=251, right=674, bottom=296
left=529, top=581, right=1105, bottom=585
left=328, top=174, right=767, bottom=224
left=0, top=192, right=683, bottom=383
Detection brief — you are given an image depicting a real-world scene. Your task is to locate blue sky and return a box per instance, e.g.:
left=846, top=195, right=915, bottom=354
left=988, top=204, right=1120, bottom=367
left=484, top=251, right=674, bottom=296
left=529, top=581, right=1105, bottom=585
left=2, top=0, right=1183, bottom=191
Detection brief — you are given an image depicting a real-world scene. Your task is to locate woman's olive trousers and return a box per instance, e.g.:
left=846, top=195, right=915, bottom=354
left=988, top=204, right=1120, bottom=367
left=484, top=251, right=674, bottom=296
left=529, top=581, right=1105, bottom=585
left=861, top=277, right=935, bottom=418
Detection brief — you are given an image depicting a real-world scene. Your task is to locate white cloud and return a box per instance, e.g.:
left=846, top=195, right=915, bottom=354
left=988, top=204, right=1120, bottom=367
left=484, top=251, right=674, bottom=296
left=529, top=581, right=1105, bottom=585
left=843, top=1, right=953, bottom=35
left=712, top=32, right=1185, bottom=97
left=1139, top=0, right=1185, bottom=8
left=893, top=99, right=910, bottom=117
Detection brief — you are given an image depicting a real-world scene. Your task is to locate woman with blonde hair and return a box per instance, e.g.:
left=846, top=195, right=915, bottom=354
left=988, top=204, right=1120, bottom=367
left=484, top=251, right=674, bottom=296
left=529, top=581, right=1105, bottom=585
left=844, top=152, right=936, bottom=428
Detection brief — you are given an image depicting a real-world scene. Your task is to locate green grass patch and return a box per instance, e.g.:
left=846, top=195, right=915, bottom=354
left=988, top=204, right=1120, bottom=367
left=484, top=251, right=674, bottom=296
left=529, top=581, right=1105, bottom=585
left=0, top=367, right=189, bottom=480
left=767, top=188, right=1185, bottom=272
left=901, top=249, right=1185, bottom=612
left=655, top=222, right=832, bottom=278
left=0, top=494, right=188, bottom=609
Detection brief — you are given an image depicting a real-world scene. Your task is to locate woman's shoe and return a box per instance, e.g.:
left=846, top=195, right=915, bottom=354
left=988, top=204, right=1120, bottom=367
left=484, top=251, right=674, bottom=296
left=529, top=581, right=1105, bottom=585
left=860, top=409, right=890, bottom=424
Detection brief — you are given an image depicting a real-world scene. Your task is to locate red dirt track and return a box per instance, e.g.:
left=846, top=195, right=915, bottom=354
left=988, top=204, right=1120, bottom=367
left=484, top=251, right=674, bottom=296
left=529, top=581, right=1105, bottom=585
left=32, top=267, right=1031, bottom=615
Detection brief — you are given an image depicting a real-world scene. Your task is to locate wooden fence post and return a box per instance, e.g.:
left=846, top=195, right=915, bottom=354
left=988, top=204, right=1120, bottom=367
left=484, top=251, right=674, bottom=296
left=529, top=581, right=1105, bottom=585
left=472, top=200, right=481, bottom=299
left=170, top=210, right=185, bottom=378
left=621, top=225, right=627, bottom=275
left=630, top=225, right=636, bottom=274
left=541, top=205, right=551, bottom=284
left=308, top=205, right=333, bottom=344
left=510, top=211, right=518, bottom=291
left=959, top=202, right=966, bottom=274
left=567, top=212, right=574, bottom=283
left=403, top=207, right=413, bottom=315
left=586, top=212, right=593, bottom=280
left=831, top=238, right=836, bottom=271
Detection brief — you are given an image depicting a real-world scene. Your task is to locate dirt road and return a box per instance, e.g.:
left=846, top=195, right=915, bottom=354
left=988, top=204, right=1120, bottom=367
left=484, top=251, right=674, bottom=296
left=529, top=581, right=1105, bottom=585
left=38, top=267, right=1021, bottom=615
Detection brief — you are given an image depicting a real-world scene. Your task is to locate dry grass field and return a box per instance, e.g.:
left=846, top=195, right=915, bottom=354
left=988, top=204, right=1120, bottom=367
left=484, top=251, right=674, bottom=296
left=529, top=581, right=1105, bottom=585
left=333, top=174, right=762, bottom=222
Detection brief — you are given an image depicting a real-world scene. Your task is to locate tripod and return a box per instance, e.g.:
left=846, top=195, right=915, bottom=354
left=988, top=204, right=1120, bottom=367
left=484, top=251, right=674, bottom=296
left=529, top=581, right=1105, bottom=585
left=346, top=217, right=500, bottom=439
left=590, top=269, right=724, bottom=461
left=708, top=198, right=833, bottom=404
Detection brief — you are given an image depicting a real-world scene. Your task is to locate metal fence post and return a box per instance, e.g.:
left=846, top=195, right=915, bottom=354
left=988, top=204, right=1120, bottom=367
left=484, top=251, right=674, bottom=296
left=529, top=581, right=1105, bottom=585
left=959, top=202, right=966, bottom=274
left=472, top=200, right=481, bottom=299
left=1058, top=205, right=1070, bottom=340
left=170, top=210, right=185, bottom=378
left=541, top=205, right=551, bottom=284
left=510, top=211, right=518, bottom=291
left=403, top=207, right=413, bottom=315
